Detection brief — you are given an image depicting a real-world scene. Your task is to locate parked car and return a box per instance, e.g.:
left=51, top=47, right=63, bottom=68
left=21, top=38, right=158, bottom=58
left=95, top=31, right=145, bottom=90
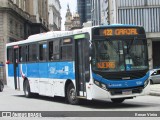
left=0, top=80, right=4, bottom=92
left=149, top=69, right=160, bottom=84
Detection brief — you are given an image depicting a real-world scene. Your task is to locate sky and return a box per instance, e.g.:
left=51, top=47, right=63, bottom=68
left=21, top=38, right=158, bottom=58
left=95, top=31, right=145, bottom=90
left=59, top=0, right=77, bottom=30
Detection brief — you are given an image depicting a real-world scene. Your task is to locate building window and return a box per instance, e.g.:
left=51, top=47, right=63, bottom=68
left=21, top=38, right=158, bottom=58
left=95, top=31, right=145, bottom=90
left=10, top=19, right=13, bottom=33
left=20, top=25, right=23, bottom=38
left=15, top=23, right=18, bottom=36
left=24, top=0, right=26, bottom=11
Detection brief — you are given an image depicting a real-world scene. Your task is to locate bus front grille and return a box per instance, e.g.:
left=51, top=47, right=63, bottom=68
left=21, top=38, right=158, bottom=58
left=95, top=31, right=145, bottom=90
left=109, top=87, right=143, bottom=96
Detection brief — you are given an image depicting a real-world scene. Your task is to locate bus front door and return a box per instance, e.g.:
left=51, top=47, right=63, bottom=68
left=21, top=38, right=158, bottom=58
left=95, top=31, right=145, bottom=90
left=75, top=35, right=90, bottom=97
left=13, top=48, right=20, bottom=90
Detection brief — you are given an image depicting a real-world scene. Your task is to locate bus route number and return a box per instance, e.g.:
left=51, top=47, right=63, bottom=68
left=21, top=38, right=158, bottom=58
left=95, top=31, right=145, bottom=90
left=103, top=29, right=113, bottom=36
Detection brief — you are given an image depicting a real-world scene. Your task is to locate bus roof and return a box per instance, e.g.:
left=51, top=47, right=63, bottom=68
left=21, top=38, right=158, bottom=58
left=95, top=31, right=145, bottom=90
left=6, top=27, right=93, bottom=47
left=98, top=24, right=142, bottom=28
left=6, top=24, right=143, bottom=47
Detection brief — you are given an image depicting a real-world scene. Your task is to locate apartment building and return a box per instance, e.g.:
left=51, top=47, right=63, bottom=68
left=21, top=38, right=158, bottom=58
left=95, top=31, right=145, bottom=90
left=77, top=0, right=91, bottom=25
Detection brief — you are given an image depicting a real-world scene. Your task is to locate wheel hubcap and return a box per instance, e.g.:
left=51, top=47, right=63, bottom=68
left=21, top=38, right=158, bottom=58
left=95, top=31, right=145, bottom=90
left=69, top=88, right=76, bottom=101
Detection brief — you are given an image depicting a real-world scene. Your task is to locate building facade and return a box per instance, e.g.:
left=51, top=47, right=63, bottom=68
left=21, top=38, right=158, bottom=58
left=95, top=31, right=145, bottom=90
left=91, top=0, right=101, bottom=26
left=92, top=0, right=160, bottom=69
left=64, top=5, right=72, bottom=31
left=77, top=0, right=91, bottom=25
left=0, top=0, right=49, bottom=82
left=48, top=0, right=61, bottom=31
left=91, top=0, right=116, bottom=26
left=64, top=5, right=81, bottom=31
left=70, top=12, right=82, bottom=30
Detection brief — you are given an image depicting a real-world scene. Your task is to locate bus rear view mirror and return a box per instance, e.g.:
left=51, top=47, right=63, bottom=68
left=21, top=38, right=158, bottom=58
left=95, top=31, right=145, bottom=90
left=89, top=46, right=93, bottom=57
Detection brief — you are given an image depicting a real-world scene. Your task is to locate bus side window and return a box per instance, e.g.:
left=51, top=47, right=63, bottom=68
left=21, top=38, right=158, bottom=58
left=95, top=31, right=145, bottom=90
left=61, top=38, right=73, bottom=60
left=49, top=41, right=53, bottom=61
left=49, top=40, right=60, bottom=61
left=19, top=46, right=28, bottom=62
left=53, top=40, right=60, bottom=60
left=28, top=43, right=37, bottom=62
left=39, top=42, right=47, bottom=61
left=7, top=48, right=13, bottom=63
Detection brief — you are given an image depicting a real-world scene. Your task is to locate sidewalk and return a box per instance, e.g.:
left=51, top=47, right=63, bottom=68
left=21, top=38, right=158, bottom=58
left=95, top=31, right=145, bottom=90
left=149, top=84, right=160, bottom=96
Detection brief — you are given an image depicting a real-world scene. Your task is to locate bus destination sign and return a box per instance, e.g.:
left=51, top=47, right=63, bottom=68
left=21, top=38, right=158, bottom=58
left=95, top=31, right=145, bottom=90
left=99, top=28, right=138, bottom=36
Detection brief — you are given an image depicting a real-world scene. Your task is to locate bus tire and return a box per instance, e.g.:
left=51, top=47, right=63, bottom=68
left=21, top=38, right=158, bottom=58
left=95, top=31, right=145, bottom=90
left=66, top=83, right=79, bottom=105
left=111, top=98, right=125, bottom=103
left=150, top=79, right=153, bottom=84
left=24, top=80, right=32, bottom=98
left=0, top=83, right=3, bottom=92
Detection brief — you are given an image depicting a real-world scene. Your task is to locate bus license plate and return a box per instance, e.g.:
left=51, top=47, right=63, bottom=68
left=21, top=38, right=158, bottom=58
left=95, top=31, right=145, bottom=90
left=122, top=90, right=132, bottom=95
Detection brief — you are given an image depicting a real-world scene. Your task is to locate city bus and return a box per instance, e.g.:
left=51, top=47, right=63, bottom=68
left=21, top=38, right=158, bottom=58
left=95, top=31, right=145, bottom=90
left=6, top=24, right=150, bottom=104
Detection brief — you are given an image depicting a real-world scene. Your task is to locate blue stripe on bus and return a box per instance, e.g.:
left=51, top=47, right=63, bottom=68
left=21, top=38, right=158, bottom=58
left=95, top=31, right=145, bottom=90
left=8, top=61, right=75, bottom=80
left=92, top=72, right=149, bottom=89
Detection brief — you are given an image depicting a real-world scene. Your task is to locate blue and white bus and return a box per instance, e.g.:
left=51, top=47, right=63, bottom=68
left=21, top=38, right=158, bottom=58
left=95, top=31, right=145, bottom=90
left=6, top=24, right=150, bottom=104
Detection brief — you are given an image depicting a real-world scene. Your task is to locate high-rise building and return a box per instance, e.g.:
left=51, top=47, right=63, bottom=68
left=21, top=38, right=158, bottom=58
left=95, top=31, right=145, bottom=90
left=77, top=0, right=91, bottom=25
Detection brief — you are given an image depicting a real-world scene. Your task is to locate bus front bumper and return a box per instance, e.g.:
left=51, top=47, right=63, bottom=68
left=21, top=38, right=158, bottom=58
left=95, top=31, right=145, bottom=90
left=86, top=82, right=150, bottom=101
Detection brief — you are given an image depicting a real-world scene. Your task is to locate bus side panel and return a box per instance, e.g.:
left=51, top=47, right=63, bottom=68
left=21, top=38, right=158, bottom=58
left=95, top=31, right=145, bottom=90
left=39, top=62, right=49, bottom=95
left=48, top=61, right=75, bottom=97
left=6, top=63, right=23, bottom=91
left=26, top=63, right=39, bottom=78
left=48, top=62, right=75, bottom=79
left=25, top=63, right=39, bottom=93
left=7, top=64, right=15, bottom=89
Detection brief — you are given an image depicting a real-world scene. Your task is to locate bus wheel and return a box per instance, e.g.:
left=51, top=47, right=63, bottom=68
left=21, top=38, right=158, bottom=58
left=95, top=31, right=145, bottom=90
left=66, top=83, right=79, bottom=105
left=24, top=80, right=32, bottom=98
left=111, top=98, right=125, bottom=103
left=150, top=80, right=153, bottom=84
left=0, top=84, right=3, bottom=92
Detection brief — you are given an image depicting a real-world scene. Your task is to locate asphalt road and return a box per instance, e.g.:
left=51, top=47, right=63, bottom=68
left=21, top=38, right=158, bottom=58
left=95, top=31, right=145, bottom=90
left=0, top=86, right=160, bottom=119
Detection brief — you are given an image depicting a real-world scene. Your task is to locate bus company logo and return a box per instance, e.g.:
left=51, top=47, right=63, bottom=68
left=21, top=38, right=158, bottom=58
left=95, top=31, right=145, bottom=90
left=136, top=81, right=142, bottom=85
left=125, top=82, right=128, bottom=87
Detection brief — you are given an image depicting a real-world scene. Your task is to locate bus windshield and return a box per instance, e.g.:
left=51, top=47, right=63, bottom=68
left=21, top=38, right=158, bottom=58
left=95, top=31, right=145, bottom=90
left=92, top=38, right=148, bottom=72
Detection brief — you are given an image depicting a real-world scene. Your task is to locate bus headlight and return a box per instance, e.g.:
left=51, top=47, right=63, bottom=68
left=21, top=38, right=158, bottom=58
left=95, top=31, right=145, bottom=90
left=144, top=79, right=149, bottom=87
left=94, top=80, right=108, bottom=90
left=95, top=81, right=100, bottom=86
left=101, top=83, right=107, bottom=90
